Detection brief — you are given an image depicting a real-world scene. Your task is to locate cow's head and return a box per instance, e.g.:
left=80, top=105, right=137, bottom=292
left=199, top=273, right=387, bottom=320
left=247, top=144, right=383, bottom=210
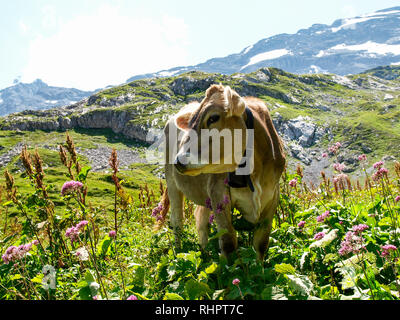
left=173, top=84, right=249, bottom=176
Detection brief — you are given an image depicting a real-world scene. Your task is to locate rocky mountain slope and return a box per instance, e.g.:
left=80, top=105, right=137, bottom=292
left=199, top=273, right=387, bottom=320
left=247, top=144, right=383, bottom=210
left=0, top=66, right=399, bottom=183
left=0, top=79, right=94, bottom=116
left=128, top=7, right=400, bottom=81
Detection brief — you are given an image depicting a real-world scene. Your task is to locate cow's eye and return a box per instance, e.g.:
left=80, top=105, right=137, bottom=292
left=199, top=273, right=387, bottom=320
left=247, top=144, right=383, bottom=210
left=207, top=115, right=220, bottom=126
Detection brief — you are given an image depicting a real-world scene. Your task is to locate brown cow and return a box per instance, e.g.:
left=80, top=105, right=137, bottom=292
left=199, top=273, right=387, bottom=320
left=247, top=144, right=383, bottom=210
left=161, top=84, right=285, bottom=260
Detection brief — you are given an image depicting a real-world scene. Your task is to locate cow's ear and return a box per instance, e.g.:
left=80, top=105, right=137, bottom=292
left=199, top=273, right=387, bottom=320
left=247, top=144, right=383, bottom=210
left=174, top=102, right=200, bottom=131
left=224, top=86, right=246, bottom=117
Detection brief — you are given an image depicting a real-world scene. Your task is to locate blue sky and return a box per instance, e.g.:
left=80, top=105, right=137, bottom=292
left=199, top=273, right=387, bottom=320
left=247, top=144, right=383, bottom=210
left=1, top=0, right=400, bottom=91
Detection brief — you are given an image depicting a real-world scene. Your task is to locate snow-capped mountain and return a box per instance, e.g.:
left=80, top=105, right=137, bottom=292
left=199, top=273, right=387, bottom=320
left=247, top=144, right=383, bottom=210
left=0, top=79, right=94, bottom=116
left=127, top=6, right=400, bottom=81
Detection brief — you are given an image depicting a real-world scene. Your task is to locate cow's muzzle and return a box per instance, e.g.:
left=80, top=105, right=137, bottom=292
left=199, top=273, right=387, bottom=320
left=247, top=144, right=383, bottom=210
left=174, top=152, right=189, bottom=173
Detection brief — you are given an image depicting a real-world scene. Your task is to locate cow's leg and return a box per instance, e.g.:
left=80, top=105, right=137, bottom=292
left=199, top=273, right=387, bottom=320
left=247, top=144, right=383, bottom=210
left=212, top=197, right=237, bottom=257
left=253, top=190, right=279, bottom=261
left=167, top=184, right=184, bottom=248
left=194, top=206, right=210, bottom=249
left=253, top=217, right=273, bottom=261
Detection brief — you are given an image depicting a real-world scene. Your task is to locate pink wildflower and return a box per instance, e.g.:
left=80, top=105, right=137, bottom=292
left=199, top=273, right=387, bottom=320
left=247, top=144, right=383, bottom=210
left=328, top=142, right=341, bottom=155
left=109, top=230, right=117, bottom=238
left=373, top=161, right=384, bottom=169
left=289, top=178, right=297, bottom=188
left=127, top=295, right=138, bottom=300
left=61, top=180, right=84, bottom=196
left=381, top=244, right=397, bottom=258
left=2, top=241, right=38, bottom=264
left=316, top=210, right=330, bottom=223
left=297, top=221, right=306, bottom=228
left=314, top=232, right=325, bottom=240
left=232, top=278, right=240, bottom=286
left=322, top=153, right=328, bottom=158
left=372, top=167, right=388, bottom=181
left=65, top=221, right=89, bottom=243
left=338, top=231, right=366, bottom=256
left=358, top=154, right=367, bottom=162
left=352, top=224, right=369, bottom=234
left=395, top=196, right=400, bottom=203
left=333, top=163, right=346, bottom=173
left=151, top=202, right=163, bottom=217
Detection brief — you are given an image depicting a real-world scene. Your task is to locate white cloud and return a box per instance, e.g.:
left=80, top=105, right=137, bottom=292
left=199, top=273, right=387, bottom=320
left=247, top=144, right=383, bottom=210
left=21, top=5, right=190, bottom=90
left=19, top=20, right=29, bottom=34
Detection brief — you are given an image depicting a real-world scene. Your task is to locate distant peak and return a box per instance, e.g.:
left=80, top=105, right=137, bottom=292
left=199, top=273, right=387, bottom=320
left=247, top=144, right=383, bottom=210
left=376, top=6, right=400, bottom=13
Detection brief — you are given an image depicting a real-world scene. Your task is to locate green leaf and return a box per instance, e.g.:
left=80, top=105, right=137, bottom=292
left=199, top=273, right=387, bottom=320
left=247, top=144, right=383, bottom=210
left=184, top=279, right=211, bottom=300
left=163, top=292, right=184, bottom=300
left=10, top=274, right=23, bottom=281
left=31, top=274, right=44, bottom=284
left=97, top=237, right=112, bottom=256
left=208, top=228, right=228, bottom=241
left=286, top=274, right=314, bottom=296
left=2, top=200, right=13, bottom=207
left=261, top=285, right=287, bottom=300
left=205, top=263, right=218, bottom=274
left=274, top=263, right=296, bottom=275
left=78, top=166, right=91, bottom=182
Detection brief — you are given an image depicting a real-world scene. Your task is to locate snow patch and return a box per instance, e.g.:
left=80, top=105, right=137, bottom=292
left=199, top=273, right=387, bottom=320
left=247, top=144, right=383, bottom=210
left=331, top=17, right=381, bottom=32
left=243, top=44, right=254, bottom=55
left=157, top=70, right=180, bottom=77
left=330, top=41, right=400, bottom=55
left=361, top=10, right=400, bottom=18
left=316, top=41, right=400, bottom=58
left=45, top=100, right=59, bottom=104
left=241, top=49, right=291, bottom=70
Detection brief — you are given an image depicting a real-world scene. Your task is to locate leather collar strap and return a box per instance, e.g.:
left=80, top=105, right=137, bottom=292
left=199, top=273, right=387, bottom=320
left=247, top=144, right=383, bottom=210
left=227, top=106, right=255, bottom=192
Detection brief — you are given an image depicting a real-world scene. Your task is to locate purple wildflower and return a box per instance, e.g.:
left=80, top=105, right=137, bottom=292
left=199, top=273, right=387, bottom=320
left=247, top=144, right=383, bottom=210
left=222, top=194, right=230, bottom=205
left=352, top=224, right=369, bottom=234
left=297, top=221, right=306, bottom=228
left=316, top=210, right=330, bottom=223
left=216, top=203, right=224, bottom=214
left=205, top=197, right=213, bottom=210
left=61, top=180, right=84, bottom=196
left=65, top=220, right=89, bottom=243
left=338, top=230, right=365, bottom=256
left=152, top=202, right=163, bottom=217
left=209, top=214, right=215, bottom=224
left=2, top=241, right=38, bottom=264
left=76, top=220, right=89, bottom=230
left=224, top=178, right=229, bottom=186
left=314, top=232, right=325, bottom=240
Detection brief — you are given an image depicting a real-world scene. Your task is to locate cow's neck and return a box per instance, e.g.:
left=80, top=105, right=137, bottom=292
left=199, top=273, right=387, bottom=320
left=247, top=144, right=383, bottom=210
left=227, top=106, right=255, bottom=192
